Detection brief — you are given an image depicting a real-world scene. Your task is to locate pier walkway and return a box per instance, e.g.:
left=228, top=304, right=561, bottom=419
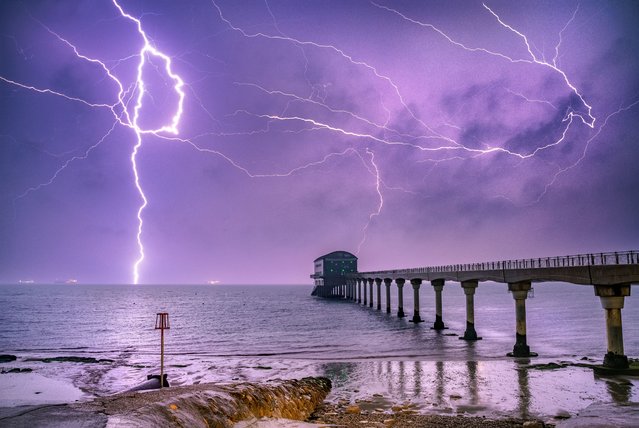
left=311, top=251, right=639, bottom=369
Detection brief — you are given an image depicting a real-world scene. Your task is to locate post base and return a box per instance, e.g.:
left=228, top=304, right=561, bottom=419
left=410, top=316, right=424, bottom=323
left=432, top=319, right=446, bottom=330
left=507, top=344, right=538, bottom=358
left=459, top=322, right=481, bottom=340
left=603, top=352, right=629, bottom=369
left=459, top=333, right=482, bottom=341
left=147, top=374, right=170, bottom=388
left=397, top=309, right=405, bottom=318
left=377, top=304, right=381, bottom=311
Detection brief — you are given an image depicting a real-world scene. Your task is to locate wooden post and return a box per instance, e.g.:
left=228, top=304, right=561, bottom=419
left=155, top=312, right=170, bottom=388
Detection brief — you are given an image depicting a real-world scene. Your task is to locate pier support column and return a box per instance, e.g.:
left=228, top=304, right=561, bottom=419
left=375, top=278, right=382, bottom=310
left=460, top=280, right=481, bottom=341
left=363, top=279, right=368, bottom=306
left=384, top=278, right=392, bottom=313
left=368, top=279, right=374, bottom=308
left=507, top=281, right=535, bottom=357
left=396, top=279, right=406, bottom=318
left=357, top=279, right=362, bottom=304
left=595, top=284, right=631, bottom=369
left=410, top=279, right=424, bottom=323
left=431, top=279, right=446, bottom=330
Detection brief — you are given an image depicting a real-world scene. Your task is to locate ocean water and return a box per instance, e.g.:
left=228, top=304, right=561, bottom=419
left=1, top=282, right=638, bottom=421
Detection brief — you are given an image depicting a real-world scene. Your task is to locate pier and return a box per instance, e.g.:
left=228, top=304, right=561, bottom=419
left=311, top=250, right=639, bottom=369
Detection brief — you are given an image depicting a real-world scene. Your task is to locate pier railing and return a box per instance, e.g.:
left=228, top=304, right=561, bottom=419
left=361, top=250, right=639, bottom=276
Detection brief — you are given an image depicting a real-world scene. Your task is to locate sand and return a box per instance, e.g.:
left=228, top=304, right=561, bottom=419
left=0, top=372, right=87, bottom=407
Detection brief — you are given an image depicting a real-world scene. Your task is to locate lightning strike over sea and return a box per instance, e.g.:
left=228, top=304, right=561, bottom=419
left=1, top=0, right=638, bottom=284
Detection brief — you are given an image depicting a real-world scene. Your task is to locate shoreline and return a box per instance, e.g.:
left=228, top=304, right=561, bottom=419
left=2, top=356, right=638, bottom=427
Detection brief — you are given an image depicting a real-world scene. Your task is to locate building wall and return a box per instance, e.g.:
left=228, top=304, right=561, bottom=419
left=313, top=251, right=357, bottom=288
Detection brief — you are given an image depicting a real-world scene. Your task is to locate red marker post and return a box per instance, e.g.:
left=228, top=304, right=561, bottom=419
left=155, top=312, right=170, bottom=388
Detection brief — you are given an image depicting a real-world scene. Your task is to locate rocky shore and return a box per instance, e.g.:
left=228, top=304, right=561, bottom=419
left=0, top=377, right=331, bottom=427
left=308, top=401, right=550, bottom=428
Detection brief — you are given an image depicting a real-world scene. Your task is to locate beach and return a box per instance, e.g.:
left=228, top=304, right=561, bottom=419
left=1, top=283, right=638, bottom=426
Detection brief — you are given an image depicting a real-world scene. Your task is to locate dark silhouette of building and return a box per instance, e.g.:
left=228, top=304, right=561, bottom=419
left=311, top=251, right=357, bottom=296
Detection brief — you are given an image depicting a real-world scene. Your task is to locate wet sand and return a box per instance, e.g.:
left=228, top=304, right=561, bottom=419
left=307, top=402, right=545, bottom=427
left=1, top=357, right=638, bottom=427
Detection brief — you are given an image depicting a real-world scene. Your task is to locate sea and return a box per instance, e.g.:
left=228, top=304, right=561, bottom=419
left=1, top=282, right=638, bottom=424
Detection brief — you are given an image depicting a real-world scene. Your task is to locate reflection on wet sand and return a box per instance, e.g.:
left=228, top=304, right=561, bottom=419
left=435, top=360, right=445, bottom=407
left=599, top=374, right=633, bottom=404
left=314, top=356, right=637, bottom=421
left=516, top=360, right=531, bottom=419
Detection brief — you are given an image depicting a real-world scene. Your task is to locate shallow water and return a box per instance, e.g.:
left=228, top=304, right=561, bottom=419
left=0, top=283, right=638, bottom=421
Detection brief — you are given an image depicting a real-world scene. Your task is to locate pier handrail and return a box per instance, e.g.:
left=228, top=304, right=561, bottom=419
left=358, top=250, right=639, bottom=276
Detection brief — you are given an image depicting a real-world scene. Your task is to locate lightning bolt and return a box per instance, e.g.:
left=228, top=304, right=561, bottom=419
left=6, top=0, right=185, bottom=284
left=111, top=0, right=186, bottom=284
left=357, top=149, right=383, bottom=254
left=202, top=0, right=626, bottom=245
left=4, top=1, right=636, bottom=283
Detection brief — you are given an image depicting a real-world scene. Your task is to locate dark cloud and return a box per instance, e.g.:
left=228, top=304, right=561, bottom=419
left=1, top=0, right=638, bottom=283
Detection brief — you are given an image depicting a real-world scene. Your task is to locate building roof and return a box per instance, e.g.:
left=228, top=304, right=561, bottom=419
left=314, top=251, right=357, bottom=262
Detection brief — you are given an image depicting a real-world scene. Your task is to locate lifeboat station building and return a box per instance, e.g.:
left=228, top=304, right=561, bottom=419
left=311, top=251, right=357, bottom=297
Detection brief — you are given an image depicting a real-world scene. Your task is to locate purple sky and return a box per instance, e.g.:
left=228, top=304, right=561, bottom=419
left=1, top=0, right=638, bottom=284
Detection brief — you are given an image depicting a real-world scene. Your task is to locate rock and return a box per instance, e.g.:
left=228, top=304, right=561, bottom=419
left=554, top=410, right=571, bottom=419
left=391, top=406, right=403, bottom=412
left=345, top=405, right=361, bottom=414
left=0, top=354, right=17, bottom=363
left=2, top=377, right=332, bottom=428
left=449, top=394, right=462, bottom=400
left=383, top=418, right=395, bottom=426
left=523, top=421, right=544, bottom=428
left=1, top=367, right=33, bottom=374
left=25, top=356, right=114, bottom=364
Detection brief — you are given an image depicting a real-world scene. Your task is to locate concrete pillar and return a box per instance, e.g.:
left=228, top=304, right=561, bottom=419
left=368, top=279, right=374, bottom=308
left=507, top=281, right=535, bottom=357
left=396, top=278, right=406, bottom=318
left=375, top=278, right=382, bottom=310
left=460, top=280, right=481, bottom=341
left=595, top=284, right=631, bottom=369
left=384, top=278, right=392, bottom=314
left=410, top=279, right=424, bottom=323
left=357, top=279, right=362, bottom=304
left=363, top=278, right=368, bottom=306
left=431, top=279, right=446, bottom=330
